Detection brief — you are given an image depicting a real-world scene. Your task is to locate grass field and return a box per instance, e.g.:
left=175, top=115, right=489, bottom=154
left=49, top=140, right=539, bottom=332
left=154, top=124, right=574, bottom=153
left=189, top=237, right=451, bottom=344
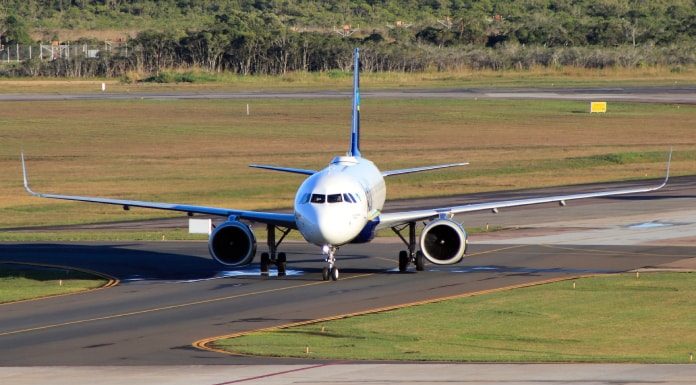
left=213, top=272, right=696, bottom=363
left=1, top=97, right=694, bottom=232
left=0, top=66, right=695, bottom=93
left=0, top=264, right=108, bottom=303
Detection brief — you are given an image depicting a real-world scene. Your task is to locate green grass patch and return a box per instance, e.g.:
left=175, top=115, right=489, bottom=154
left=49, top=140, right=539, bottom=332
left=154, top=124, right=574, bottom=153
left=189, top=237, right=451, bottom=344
left=0, top=264, right=108, bottom=303
left=214, top=273, right=696, bottom=363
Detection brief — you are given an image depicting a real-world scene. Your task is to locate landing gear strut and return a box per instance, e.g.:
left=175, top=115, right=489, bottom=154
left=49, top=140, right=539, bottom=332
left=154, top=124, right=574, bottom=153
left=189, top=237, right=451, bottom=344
left=260, top=223, right=291, bottom=276
left=321, top=245, right=339, bottom=281
left=392, top=221, right=424, bottom=272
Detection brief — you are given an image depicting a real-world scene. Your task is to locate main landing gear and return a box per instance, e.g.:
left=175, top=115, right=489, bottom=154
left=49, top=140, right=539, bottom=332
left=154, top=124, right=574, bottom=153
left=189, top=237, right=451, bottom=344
left=321, top=245, right=340, bottom=281
left=260, top=223, right=291, bottom=277
left=392, top=221, right=424, bottom=273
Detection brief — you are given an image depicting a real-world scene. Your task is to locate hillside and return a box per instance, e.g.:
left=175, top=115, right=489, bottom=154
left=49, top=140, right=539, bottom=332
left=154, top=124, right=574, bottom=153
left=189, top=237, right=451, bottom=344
left=1, top=1, right=695, bottom=78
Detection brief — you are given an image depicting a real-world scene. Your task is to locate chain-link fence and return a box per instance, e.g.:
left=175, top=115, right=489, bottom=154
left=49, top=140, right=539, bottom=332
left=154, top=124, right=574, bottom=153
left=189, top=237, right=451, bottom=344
left=0, top=42, right=129, bottom=62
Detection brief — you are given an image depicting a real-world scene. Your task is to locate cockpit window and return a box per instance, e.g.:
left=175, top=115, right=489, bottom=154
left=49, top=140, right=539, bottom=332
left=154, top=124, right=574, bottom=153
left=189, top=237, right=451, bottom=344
left=300, top=193, right=311, bottom=204
left=343, top=193, right=353, bottom=203
left=310, top=194, right=326, bottom=203
left=327, top=194, right=343, bottom=203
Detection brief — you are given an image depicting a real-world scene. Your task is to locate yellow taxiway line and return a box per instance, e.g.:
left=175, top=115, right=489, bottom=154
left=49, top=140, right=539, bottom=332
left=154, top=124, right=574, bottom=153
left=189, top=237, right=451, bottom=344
left=0, top=273, right=373, bottom=338
left=0, top=261, right=119, bottom=307
left=193, top=271, right=594, bottom=356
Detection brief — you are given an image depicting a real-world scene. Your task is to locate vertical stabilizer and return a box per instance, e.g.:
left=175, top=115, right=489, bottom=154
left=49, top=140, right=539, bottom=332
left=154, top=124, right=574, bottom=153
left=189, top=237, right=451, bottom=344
left=349, top=48, right=361, bottom=157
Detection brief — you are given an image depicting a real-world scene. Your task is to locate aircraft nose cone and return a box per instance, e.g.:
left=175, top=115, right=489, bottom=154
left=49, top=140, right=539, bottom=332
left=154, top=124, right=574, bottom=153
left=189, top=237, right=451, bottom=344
left=317, top=213, right=353, bottom=245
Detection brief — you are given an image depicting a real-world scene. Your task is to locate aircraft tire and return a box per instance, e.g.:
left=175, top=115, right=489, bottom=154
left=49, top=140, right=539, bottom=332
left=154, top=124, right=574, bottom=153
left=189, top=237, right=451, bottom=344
left=398, top=250, right=408, bottom=272
left=260, top=252, right=270, bottom=275
left=330, top=266, right=339, bottom=281
left=415, top=251, right=425, bottom=271
left=322, top=267, right=330, bottom=281
left=277, top=252, right=287, bottom=276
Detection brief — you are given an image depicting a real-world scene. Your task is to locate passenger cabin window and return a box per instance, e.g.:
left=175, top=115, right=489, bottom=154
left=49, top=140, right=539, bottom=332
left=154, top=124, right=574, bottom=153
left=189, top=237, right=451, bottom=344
left=327, top=194, right=343, bottom=203
left=310, top=194, right=326, bottom=203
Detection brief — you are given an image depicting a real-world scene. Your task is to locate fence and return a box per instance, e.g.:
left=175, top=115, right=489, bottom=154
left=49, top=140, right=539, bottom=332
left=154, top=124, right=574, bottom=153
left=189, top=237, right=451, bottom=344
left=0, top=42, right=129, bottom=62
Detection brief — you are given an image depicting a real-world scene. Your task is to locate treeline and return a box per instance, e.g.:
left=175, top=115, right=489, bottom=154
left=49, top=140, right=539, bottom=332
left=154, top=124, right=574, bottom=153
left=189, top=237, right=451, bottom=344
left=1, top=1, right=696, bottom=78
left=3, top=0, right=696, bottom=47
left=5, top=37, right=695, bottom=78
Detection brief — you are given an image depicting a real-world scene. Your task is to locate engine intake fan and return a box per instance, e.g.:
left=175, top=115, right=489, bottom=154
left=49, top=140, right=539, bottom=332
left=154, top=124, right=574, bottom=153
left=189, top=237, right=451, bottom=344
left=419, top=218, right=467, bottom=265
left=208, top=220, right=257, bottom=266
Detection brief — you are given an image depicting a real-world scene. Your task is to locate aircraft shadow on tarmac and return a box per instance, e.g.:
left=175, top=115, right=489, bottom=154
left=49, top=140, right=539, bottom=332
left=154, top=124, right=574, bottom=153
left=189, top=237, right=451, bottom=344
left=0, top=243, right=389, bottom=282
left=1, top=242, right=687, bottom=284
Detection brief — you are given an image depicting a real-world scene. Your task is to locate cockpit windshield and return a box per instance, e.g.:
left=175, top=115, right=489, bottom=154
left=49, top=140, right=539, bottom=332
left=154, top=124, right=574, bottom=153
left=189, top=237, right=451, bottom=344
left=327, top=194, right=343, bottom=203
left=309, top=192, right=358, bottom=204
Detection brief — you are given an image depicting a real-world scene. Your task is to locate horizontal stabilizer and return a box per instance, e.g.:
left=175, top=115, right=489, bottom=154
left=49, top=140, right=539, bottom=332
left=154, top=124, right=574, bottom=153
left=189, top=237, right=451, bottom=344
left=249, top=164, right=317, bottom=176
left=382, top=162, right=468, bottom=177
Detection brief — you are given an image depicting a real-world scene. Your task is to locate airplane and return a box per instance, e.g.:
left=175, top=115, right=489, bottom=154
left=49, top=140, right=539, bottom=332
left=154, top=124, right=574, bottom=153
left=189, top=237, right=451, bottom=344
left=21, top=48, right=671, bottom=281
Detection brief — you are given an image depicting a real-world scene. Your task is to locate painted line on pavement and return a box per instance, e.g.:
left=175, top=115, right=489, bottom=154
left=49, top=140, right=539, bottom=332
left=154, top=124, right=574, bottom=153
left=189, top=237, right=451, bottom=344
left=0, top=261, right=119, bottom=307
left=0, top=273, right=372, bottom=338
left=210, top=363, right=331, bottom=384
left=193, top=271, right=593, bottom=356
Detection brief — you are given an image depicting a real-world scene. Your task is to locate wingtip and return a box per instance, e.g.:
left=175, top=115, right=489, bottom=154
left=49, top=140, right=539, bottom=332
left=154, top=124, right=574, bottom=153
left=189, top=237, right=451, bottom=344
left=20, top=152, right=36, bottom=196
left=664, top=147, right=672, bottom=184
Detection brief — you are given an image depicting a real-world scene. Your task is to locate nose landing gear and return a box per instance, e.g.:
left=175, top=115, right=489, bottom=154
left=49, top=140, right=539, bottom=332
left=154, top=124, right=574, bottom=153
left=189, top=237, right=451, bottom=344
left=321, top=245, right=339, bottom=281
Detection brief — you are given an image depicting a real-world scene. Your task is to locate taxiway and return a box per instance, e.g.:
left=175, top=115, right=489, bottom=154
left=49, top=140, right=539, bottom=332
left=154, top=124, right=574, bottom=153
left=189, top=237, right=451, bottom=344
left=1, top=177, right=696, bottom=367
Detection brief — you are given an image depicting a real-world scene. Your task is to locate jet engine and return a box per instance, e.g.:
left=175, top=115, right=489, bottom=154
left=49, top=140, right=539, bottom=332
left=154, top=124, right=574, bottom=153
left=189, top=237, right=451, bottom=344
left=419, top=219, right=467, bottom=265
left=208, top=220, right=257, bottom=266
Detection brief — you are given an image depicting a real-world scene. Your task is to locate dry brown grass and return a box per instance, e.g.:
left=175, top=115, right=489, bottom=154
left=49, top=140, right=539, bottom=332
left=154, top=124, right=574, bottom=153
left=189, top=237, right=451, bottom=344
left=0, top=98, right=693, bottom=228
left=0, top=65, right=694, bottom=94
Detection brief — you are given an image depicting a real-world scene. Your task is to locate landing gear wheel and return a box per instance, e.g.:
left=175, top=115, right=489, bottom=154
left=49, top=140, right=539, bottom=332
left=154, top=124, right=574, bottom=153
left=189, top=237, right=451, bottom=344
left=277, top=252, right=287, bottom=276
left=322, top=267, right=330, bottom=281
left=260, top=252, right=270, bottom=275
left=415, top=250, right=425, bottom=271
left=330, top=266, right=339, bottom=281
left=398, top=250, right=409, bottom=272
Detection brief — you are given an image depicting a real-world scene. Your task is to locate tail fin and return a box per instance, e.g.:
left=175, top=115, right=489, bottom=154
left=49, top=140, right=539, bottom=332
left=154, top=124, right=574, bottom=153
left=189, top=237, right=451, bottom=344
left=349, top=47, right=361, bottom=157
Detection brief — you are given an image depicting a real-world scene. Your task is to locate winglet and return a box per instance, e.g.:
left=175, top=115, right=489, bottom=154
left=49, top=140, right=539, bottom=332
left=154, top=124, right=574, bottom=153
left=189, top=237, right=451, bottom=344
left=663, top=147, right=672, bottom=186
left=349, top=47, right=361, bottom=158
left=20, top=152, right=38, bottom=196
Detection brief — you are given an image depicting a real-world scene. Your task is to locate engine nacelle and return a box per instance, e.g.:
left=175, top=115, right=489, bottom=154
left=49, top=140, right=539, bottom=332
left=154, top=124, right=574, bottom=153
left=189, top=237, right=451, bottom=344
left=419, top=219, right=467, bottom=265
left=208, top=221, right=257, bottom=267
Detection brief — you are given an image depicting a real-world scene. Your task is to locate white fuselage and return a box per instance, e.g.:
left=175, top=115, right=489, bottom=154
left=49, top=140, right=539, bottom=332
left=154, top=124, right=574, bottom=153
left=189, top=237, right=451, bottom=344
left=294, top=156, right=385, bottom=246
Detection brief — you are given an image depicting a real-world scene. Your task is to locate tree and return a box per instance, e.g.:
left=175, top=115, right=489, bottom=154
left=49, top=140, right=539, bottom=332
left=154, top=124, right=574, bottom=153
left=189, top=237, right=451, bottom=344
left=2, top=14, right=33, bottom=45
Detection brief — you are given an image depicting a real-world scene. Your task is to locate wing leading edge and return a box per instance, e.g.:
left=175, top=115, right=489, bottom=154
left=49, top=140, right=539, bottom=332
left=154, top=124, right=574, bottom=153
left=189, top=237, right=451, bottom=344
left=21, top=154, right=297, bottom=229
left=377, top=150, right=672, bottom=229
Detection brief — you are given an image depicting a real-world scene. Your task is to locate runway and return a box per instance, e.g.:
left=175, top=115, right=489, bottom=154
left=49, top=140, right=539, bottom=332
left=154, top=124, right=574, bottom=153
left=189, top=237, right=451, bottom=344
left=0, top=86, right=695, bottom=104
left=1, top=176, right=696, bottom=368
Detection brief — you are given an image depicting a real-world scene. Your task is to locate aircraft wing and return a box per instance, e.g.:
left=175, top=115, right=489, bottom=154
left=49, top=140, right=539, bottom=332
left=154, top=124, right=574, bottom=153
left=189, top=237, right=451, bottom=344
left=377, top=151, right=671, bottom=230
left=382, top=162, right=469, bottom=177
left=21, top=154, right=297, bottom=229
